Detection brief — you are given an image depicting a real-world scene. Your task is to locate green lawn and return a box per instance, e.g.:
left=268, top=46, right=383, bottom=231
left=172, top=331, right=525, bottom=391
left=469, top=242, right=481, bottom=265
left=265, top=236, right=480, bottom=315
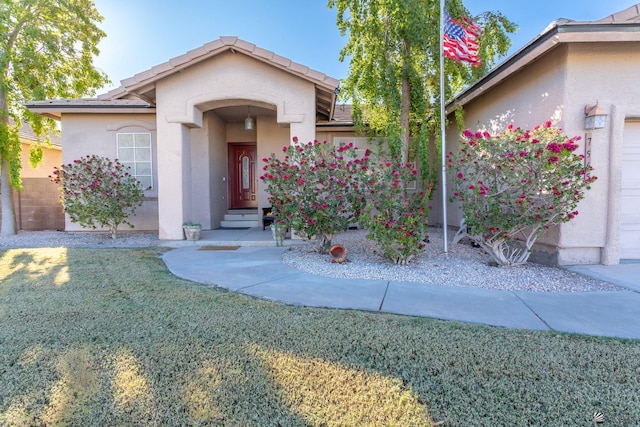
left=0, top=247, right=639, bottom=426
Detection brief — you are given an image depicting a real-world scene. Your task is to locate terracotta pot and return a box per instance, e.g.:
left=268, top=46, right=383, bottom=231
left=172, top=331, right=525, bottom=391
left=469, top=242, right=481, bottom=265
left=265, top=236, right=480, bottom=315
left=329, top=244, right=348, bottom=263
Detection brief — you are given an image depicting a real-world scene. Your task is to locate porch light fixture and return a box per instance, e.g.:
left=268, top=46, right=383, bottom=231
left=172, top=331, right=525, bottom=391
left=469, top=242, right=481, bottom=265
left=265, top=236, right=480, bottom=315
left=244, top=106, right=254, bottom=131
left=584, top=101, right=607, bottom=130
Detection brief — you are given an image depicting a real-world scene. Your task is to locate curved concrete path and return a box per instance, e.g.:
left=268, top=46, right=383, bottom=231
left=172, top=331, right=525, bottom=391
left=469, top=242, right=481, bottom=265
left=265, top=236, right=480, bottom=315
left=163, top=246, right=640, bottom=340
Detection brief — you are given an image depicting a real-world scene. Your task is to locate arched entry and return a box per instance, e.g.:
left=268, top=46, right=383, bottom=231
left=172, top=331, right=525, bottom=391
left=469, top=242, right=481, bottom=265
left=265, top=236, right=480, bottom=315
left=228, top=143, right=257, bottom=209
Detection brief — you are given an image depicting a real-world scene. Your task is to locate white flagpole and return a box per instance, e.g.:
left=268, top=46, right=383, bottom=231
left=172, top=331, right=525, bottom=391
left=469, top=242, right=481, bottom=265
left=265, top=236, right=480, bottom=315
left=439, top=0, right=448, bottom=254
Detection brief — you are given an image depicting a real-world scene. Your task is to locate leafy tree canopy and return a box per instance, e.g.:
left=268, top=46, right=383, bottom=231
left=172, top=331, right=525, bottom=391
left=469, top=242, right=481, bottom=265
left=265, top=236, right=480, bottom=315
left=328, top=0, right=516, bottom=170
left=0, top=0, right=109, bottom=234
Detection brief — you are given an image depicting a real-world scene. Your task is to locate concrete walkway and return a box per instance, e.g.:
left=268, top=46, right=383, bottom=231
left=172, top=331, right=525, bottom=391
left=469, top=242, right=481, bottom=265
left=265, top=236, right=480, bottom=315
left=163, top=243, right=640, bottom=340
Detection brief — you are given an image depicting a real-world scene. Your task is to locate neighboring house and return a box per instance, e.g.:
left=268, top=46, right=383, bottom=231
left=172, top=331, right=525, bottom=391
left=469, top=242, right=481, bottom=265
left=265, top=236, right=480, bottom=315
left=439, top=3, right=640, bottom=265
left=0, top=124, right=64, bottom=231
left=26, top=4, right=640, bottom=265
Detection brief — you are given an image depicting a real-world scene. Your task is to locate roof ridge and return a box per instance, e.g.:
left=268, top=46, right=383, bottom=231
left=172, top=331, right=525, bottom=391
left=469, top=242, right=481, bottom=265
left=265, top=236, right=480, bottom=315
left=597, top=3, right=640, bottom=23
left=98, top=36, right=339, bottom=101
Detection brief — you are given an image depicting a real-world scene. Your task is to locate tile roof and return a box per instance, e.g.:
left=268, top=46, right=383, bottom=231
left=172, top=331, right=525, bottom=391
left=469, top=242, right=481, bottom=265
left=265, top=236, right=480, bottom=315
left=97, top=36, right=340, bottom=121
left=28, top=37, right=342, bottom=122
left=8, top=118, right=61, bottom=146
left=26, top=98, right=155, bottom=120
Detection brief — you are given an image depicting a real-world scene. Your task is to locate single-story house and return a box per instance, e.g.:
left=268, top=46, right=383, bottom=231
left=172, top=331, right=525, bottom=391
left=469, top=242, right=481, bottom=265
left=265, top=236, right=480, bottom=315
left=27, top=36, right=358, bottom=240
left=0, top=123, right=64, bottom=231
left=27, top=4, right=640, bottom=265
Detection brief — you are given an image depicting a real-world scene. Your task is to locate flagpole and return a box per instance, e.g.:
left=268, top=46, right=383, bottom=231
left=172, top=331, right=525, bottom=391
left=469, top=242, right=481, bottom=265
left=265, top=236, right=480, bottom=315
left=439, top=0, right=448, bottom=254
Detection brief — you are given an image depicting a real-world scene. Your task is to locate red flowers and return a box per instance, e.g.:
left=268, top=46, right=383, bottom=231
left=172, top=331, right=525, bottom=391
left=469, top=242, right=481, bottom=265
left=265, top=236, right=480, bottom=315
left=448, top=122, right=597, bottom=266
left=260, top=138, right=370, bottom=253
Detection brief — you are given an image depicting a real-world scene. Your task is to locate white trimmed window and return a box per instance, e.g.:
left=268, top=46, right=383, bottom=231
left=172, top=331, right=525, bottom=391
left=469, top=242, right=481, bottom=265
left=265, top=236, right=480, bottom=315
left=117, top=133, right=153, bottom=189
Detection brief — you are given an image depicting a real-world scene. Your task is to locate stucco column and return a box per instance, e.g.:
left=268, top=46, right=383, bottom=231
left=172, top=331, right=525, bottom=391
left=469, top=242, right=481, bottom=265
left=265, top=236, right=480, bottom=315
left=289, top=121, right=315, bottom=145
left=602, top=105, right=623, bottom=265
left=157, top=122, right=192, bottom=240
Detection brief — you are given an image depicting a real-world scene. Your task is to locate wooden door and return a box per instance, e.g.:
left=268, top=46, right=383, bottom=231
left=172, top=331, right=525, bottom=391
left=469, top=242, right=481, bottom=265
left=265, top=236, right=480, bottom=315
left=228, top=144, right=258, bottom=209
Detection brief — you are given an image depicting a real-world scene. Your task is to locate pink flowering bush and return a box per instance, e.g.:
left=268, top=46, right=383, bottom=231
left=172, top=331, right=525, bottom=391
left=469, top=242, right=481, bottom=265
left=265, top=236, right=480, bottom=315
left=260, top=138, right=370, bottom=253
left=448, top=122, right=597, bottom=266
left=359, top=158, right=432, bottom=265
left=50, top=155, right=145, bottom=239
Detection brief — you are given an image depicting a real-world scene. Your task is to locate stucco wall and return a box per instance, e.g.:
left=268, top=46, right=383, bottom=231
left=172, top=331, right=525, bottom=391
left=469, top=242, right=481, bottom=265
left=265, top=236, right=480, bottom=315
left=156, top=51, right=317, bottom=140
left=58, top=113, right=159, bottom=232
left=154, top=51, right=318, bottom=238
left=257, top=117, right=290, bottom=214
left=190, top=119, right=213, bottom=228
left=20, top=142, right=62, bottom=178
left=563, top=42, right=640, bottom=264
left=444, top=41, right=640, bottom=265
left=206, top=112, right=229, bottom=229
left=441, top=47, right=570, bottom=255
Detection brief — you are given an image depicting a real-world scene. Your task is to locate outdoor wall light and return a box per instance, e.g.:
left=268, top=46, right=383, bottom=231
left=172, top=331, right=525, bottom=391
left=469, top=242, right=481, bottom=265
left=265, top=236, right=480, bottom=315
left=584, top=102, right=607, bottom=130
left=244, top=106, right=254, bottom=131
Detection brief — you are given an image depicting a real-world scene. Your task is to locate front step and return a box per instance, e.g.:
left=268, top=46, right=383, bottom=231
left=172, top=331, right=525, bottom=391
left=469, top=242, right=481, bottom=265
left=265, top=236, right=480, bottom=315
left=220, top=211, right=259, bottom=228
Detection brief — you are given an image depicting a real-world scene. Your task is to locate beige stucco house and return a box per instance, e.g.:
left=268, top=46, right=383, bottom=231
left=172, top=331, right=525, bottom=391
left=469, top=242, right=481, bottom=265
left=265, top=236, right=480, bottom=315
left=27, top=4, right=640, bottom=265
left=438, top=3, right=640, bottom=265
left=28, top=36, right=356, bottom=240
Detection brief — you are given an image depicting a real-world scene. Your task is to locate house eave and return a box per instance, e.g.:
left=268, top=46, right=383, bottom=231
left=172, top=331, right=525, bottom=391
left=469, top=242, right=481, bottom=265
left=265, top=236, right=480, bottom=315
left=97, top=37, right=340, bottom=122
left=447, top=21, right=640, bottom=114
left=26, top=103, right=156, bottom=120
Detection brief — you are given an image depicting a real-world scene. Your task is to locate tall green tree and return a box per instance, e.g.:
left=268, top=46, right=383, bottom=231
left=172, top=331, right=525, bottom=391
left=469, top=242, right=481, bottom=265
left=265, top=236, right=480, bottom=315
left=0, top=0, right=108, bottom=235
left=328, top=0, right=515, bottom=172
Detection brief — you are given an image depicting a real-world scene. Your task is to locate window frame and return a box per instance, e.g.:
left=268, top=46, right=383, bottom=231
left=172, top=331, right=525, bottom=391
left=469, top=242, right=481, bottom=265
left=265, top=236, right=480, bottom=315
left=116, top=132, right=154, bottom=190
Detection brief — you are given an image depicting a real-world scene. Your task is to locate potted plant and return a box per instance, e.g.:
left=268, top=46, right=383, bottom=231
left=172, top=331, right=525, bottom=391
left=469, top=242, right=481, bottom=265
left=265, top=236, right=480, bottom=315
left=270, top=221, right=286, bottom=246
left=182, top=222, right=202, bottom=241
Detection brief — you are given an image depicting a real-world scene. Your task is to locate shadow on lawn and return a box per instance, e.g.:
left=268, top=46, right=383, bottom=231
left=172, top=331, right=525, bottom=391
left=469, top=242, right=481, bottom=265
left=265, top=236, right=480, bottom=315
left=1, top=247, right=637, bottom=426
left=0, top=248, right=70, bottom=287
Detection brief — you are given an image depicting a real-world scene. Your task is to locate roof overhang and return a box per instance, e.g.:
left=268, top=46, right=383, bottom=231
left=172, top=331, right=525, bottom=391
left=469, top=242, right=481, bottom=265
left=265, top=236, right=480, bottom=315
left=97, top=36, right=340, bottom=122
left=447, top=20, right=640, bottom=114
left=26, top=99, right=156, bottom=120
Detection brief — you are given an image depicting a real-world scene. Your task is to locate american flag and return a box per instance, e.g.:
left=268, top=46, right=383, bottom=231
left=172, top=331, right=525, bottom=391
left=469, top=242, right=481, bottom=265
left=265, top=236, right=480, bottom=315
left=443, top=9, right=482, bottom=67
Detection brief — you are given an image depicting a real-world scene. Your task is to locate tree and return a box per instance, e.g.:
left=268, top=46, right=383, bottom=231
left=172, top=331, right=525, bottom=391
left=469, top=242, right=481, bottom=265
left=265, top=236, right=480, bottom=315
left=328, top=0, right=515, bottom=173
left=0, top=0, right=108, bottom=235
left=50, top=156, right=145, bottom=240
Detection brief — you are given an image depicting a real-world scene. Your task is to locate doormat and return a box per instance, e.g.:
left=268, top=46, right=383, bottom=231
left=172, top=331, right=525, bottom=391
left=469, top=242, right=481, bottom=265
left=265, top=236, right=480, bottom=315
left=198, top=246, right=240, bottom=251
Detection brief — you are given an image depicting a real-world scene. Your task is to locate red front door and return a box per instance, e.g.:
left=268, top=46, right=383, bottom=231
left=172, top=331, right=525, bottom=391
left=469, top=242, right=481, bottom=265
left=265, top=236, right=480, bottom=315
left=228, top=143, right=258, bottom=209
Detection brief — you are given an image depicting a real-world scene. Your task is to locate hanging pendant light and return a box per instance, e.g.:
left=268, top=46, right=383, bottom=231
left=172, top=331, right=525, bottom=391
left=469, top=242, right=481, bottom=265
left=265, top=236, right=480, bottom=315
left=244, top=106, right=254, bottom=131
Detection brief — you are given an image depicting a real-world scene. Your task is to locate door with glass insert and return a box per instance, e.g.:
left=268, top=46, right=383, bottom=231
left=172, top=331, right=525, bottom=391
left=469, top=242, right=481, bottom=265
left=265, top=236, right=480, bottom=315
left=228, top=143, right=257, bottom=209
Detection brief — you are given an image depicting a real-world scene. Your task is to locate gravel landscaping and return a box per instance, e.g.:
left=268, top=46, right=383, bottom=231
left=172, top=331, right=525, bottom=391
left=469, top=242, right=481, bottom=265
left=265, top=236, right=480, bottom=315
left=0, top=227, right=622, bottom=293
left=283, top=228, right=623, bottom=293
left=0, top=230, right=160, bottom=248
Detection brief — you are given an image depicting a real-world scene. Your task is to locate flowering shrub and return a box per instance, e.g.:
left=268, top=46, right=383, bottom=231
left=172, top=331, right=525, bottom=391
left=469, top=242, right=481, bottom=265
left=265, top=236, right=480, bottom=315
left=360, top=158, right=432, bottom=265
left=260, top=138, right=370, bottom=253
left=448, top=122, right=597, bottom=266
left=50, top=155, right=145, bottom=239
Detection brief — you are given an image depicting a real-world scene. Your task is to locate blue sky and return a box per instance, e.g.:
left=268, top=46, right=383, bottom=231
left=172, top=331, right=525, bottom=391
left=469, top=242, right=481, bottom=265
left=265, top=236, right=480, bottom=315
left=92, top=0, right=637, bottom=93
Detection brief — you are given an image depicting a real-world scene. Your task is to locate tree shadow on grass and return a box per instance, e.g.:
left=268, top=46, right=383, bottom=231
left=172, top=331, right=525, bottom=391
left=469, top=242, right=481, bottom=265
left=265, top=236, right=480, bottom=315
left=1, top=248, right=639, bottom=426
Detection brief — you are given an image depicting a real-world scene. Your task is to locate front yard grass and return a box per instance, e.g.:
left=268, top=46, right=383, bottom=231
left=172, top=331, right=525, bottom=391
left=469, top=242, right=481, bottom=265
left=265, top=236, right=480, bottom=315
left=0, top=247, right=638, bottom=426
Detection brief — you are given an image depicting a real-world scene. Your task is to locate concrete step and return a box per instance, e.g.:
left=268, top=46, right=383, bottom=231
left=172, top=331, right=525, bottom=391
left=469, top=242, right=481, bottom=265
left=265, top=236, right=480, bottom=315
left=224, top=213, right=259, bottom=221
left=220, top=219, right=259, bottom=228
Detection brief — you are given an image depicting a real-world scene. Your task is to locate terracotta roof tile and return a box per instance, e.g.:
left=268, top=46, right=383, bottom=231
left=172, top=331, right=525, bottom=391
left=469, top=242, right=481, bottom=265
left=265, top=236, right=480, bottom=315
left=101, top=36, right=339, bottom=100
left=32, top=37, right=341, bottom=121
